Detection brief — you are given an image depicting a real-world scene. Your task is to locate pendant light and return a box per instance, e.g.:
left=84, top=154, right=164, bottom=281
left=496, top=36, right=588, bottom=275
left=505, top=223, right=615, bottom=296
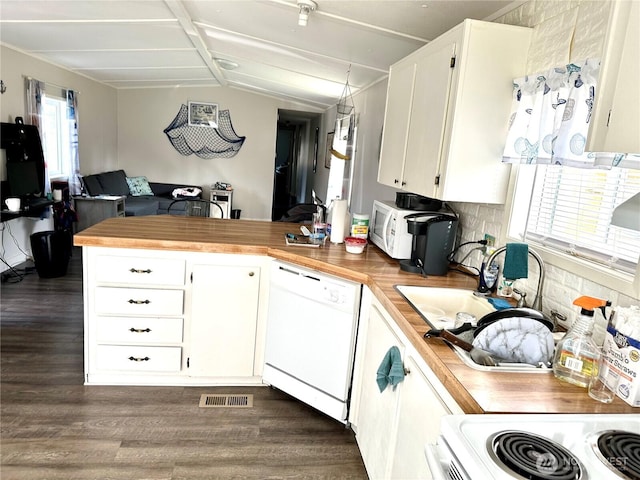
left=336, top=66, right=354, bottom=117
left=329, top=67, right=355, bottom=161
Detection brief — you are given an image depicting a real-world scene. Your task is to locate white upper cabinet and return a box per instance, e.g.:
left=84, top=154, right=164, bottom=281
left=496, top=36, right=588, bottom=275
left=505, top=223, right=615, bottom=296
left=378, top=20, right=532, bottom=204
left=376, top=59, right=416, bottom=189
left=587, top=0, right=640, bottom=155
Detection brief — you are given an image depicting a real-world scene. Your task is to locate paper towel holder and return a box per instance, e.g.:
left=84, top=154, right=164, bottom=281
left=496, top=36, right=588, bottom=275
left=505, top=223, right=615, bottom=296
left=329, top=198, right=348, bottom=244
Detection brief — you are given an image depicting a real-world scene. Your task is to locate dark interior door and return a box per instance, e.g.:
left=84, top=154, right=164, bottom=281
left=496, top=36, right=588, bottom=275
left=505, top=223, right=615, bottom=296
left=272, top=123, right=297, bottom=220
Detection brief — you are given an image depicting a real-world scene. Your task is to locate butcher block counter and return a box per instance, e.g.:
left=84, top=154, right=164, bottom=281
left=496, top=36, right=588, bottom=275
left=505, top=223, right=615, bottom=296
left=74, top=215, right=636, bottom=414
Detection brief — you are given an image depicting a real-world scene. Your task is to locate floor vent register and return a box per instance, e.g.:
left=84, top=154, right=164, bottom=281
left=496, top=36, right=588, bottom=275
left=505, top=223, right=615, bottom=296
left=199, top=394, right=254, bottom=408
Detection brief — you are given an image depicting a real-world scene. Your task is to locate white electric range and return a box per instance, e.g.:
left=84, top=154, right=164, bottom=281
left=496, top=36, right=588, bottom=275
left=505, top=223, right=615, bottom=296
left=426, top=414, right=640, bottom=480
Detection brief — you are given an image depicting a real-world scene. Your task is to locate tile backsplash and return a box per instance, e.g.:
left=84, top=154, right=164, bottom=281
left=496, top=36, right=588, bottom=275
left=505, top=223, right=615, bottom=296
left=451, top=199, right=637, bottom=346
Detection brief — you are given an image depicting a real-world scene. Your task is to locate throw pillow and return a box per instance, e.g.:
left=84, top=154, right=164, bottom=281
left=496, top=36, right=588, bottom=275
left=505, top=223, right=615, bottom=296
left=126, top=176, right=154, bottom=196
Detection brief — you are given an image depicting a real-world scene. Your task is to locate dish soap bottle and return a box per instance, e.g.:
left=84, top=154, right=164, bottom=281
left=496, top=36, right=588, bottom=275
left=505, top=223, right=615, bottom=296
left=552, top=296, right=610, bottom=387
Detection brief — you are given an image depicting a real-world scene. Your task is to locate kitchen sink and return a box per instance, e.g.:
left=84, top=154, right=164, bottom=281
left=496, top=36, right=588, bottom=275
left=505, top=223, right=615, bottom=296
left=395, top=285, right=553, bottom=373
left=395, top=285, right=495, bottom=330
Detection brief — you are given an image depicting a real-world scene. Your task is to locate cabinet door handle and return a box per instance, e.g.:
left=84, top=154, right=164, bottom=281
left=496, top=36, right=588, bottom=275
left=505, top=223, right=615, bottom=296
left=248, top=271, right=255, bottom=277
left=128, top=356, right=150, bottom=362
left=404, top=367, right=411, bottom=376
left=129, top=268, right=152, bottom=274
left=128, top=299, right=151, bottom=305
left=129, top=327, right=151, bottom=333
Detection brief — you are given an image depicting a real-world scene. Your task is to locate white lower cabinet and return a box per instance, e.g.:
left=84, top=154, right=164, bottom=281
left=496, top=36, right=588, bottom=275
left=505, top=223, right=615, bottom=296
left=189, top=263, right=261, bottom=378
left=83, top=247, right=268, bottom=385
left=390, top=354, right=451, bottom=479
left=96, top=316, right=184, bottom=345
left=352, top=299, right=405, bottom=479
left=96, top=345, right=182, bottom=372
left=350, top=289, right=462, bottom=479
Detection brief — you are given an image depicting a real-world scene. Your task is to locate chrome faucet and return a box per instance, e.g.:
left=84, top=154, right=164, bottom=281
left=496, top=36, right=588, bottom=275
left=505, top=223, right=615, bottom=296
left=483, top=245, right=545, bottom=312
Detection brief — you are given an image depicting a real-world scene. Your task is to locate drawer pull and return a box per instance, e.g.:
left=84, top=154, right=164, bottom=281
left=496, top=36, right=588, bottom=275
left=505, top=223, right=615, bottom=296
left=129, top=327, right=152, bottom=333
left=129, top=268, right=152, bottom=274
left=128, top=356, right=150, bottom=362
left=128, top=299, right=151, bottom=305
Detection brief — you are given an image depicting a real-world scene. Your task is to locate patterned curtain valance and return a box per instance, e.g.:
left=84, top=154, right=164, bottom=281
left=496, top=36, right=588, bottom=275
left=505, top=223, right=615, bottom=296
left=502, top=59, right=639, bottom=170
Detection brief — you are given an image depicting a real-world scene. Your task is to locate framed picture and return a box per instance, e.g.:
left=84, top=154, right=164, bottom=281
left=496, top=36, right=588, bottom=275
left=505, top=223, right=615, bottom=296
left=313, top=127, right=319, bottom=173
left=325, top=131, right=335, bottom=169
left=188, top=101, right=218, bottom=127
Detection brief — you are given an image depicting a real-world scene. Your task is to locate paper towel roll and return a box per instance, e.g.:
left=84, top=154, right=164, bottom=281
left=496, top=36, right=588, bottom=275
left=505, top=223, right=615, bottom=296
left=330, top=199, right=348, bottom=244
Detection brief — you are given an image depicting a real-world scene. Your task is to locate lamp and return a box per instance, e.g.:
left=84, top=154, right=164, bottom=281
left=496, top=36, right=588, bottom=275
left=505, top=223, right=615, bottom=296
left=297, top=0, right=317, bottom=26
left=611, top=192, right=640, bottom=231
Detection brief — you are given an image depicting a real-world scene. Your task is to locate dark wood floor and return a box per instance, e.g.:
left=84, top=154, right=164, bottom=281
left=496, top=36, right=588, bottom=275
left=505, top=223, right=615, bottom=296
left=1, top=248, right=368, bottom=479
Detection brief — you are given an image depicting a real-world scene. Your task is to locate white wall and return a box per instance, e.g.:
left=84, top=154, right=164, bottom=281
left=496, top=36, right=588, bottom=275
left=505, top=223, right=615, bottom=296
left=116, top=87, right=323, bottom=221
left=0, top=45, right=118, bottom=270
left=0, top=45, right=119, bottom=175
left=313, top=78, right=398, bottom=218
left=349, top=78, right=399, bottom=216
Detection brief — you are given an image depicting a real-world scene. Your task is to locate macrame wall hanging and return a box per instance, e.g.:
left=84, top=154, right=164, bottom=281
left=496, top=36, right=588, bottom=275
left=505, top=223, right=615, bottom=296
left=163, top=104, right=246, bottom=159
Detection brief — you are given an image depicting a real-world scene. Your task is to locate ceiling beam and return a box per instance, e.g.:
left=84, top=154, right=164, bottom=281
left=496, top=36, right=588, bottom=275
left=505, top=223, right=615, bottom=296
left=193, top=21, right=387, bottom=75
left=163, top=0, right=227, bottom=86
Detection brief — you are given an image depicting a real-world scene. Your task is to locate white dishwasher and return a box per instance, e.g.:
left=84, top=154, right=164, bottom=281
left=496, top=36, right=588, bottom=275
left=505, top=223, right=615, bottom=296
left=263, top=261, right=362, bottom=423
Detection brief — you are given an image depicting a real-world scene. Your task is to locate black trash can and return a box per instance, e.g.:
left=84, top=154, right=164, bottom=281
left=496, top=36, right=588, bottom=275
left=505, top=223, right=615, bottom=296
left=30, top=230, right=72, bottom=278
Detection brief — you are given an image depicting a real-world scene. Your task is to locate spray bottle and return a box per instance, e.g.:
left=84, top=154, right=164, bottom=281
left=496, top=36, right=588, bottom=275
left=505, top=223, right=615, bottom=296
left=552, top=296, right=611, bottom=387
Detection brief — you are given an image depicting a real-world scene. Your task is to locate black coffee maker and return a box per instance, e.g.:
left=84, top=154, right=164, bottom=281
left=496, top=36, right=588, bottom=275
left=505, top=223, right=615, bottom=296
left=399, top=212, right=458, bottom=276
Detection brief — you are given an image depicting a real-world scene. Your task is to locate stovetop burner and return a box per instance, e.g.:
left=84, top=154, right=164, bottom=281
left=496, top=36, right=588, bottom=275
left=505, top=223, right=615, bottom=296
left=488, top=430, right=584, bottom=480
left=592, top=430, right=640, bottom=480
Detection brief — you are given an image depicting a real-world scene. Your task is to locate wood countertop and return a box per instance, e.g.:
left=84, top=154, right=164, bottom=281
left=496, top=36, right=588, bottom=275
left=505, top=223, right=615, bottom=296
left=75, top=215, right=637, bottom=415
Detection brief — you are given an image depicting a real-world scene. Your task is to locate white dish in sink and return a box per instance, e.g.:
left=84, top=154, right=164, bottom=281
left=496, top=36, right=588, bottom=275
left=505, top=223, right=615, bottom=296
left=473, top=316, right=555, bottom=365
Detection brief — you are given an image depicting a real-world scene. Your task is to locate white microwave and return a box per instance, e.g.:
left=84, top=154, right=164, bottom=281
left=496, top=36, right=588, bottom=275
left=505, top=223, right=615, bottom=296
left=370, top=200, right=418, bottom=259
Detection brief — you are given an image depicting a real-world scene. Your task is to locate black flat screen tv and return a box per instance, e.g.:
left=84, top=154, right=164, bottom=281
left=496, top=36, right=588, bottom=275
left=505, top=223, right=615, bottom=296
left=1, top=122, right=46, bottom=197
left=6, top=160, right=42, bottom=197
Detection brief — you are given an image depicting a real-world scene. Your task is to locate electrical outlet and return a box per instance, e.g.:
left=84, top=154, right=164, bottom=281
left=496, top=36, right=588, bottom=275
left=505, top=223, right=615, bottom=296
left=484, top=233, right=495, bottom=247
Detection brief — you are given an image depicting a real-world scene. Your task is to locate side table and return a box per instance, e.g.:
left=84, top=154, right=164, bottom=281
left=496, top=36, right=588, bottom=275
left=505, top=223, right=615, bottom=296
left=73, top=195, right=125, bottom=232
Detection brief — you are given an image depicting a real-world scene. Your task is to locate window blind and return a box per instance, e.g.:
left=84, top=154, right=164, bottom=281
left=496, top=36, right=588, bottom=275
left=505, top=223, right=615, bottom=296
left=524, top=165, right=640, bottom=273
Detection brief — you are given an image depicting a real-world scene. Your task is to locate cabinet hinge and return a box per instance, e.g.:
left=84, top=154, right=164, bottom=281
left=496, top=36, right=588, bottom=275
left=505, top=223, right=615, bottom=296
left=607, top=109, right=612, bottom=127
left=187, top=357, right=190, bottom=368
left=450, top=56, right=456, bottom=68
left=190, top=272, right=193, bottom=283
left=434, top=174, right=441, bottom=186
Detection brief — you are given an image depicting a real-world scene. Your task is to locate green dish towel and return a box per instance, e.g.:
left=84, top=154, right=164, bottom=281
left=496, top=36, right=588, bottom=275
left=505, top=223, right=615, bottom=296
left=503, top=242, right=529, bottom=280
left=376, top=346, right=405, bottom=392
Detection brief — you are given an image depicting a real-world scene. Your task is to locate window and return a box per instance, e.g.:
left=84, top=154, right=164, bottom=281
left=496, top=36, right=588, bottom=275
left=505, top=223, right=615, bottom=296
left=510, top=165, right=640, bottom=274
left=41, top=94, right=73, bottom=179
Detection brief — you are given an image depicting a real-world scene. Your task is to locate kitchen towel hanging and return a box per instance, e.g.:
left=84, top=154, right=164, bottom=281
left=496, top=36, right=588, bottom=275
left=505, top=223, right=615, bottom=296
left=503, top=243, right=529, bottom=280
left=376, top=346, right=405, bottom=392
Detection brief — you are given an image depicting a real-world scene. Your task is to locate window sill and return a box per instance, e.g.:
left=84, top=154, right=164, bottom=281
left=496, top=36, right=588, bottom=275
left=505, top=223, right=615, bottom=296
left=506, top=237, right=640, bottom=300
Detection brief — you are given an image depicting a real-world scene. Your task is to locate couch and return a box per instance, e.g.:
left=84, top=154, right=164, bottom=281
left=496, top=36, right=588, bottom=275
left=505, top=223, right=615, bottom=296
left=81, top=169, right=202, bottom=216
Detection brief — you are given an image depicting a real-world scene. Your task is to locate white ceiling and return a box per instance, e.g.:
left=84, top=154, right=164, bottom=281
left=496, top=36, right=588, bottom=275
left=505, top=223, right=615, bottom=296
left=0, top=0, right=524, bottom=110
